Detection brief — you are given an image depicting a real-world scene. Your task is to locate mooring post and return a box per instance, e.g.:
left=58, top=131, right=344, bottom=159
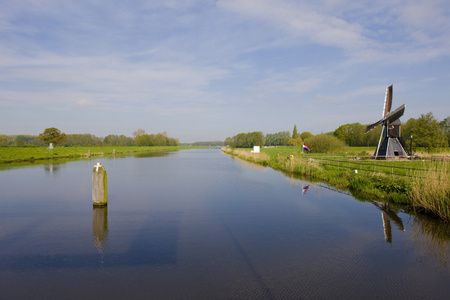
left=92, top=162, right=107, bottom=206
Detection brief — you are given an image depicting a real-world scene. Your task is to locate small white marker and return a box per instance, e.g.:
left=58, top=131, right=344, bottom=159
left=95, top=162, right=102, bottom=172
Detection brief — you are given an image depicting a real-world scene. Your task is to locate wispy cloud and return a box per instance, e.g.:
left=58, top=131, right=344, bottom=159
left=1, top=0, right=449, bottom=141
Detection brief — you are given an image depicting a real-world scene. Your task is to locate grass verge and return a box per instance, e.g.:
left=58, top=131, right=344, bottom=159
left=222, top=147, right=450, bottom=222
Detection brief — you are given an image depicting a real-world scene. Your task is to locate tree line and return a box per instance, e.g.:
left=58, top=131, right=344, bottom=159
left=333, top=113, right=449, bottom=151
left=224, top=112, right=449, bottom=152
left=0, top=127, right=178, bottom=147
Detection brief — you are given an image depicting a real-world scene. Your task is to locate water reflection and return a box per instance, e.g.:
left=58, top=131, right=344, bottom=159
left=410, top=215, right=450, bottom=269
left=44, top=163, right=61, bottom=174
left=93, top=206, right=108, bottom=259
left=134, top=151, right=171, bottom=158
left=371, top=201, right=405, bottom=243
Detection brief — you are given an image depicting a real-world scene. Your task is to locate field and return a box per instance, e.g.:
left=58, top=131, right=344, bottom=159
left=0, top=146, right=196, bottom=164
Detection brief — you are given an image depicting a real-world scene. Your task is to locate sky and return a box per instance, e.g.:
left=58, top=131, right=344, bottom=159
left=1, top=0, right=449, bottom=143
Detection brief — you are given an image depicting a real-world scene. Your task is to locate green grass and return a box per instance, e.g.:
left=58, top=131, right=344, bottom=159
left=0, top=145, right=199, bottom=164
left=222, top=146, right=450, bottom=221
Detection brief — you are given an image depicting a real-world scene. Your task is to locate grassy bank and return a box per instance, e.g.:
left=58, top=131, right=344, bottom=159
left=0, top=145, right=197, bottom=164
left=222, top=147, right=450, bottom=222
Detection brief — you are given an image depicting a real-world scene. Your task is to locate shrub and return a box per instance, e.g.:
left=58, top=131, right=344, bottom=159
left=305, top=134, right=346, bottom=153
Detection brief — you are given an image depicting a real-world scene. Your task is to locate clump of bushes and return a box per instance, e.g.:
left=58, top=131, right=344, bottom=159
left=305, top=134, right=346, bottom=153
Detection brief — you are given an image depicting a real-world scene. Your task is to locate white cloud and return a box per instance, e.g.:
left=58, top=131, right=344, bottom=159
left=218, top=0, right=370, bottom=51
left=1, top=0, right=449, bottom=140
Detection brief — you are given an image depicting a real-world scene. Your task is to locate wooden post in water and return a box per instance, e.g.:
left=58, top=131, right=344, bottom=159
left=92, top=162, right=107, bottom=206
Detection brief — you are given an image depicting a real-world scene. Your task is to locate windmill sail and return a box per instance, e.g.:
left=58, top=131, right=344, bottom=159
left=382, top=85, right=393, bottom=119
left=365, top=104, right=405, bottom=134
left=365, top=118, right=384, bottom=134
left=384, top=104, right=405, bottom=124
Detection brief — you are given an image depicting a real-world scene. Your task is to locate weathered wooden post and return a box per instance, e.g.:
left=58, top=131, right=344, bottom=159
left=92, top=162, right=107, bottom=206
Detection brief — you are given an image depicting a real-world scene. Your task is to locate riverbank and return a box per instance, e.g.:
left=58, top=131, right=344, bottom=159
left=0, top=145, right=201, bottom=164
left=221, top=147, right=450, bottom=222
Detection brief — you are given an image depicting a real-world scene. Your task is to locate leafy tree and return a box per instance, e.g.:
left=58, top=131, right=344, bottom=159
left=334, top=123, right=365, bottom=146
left=0, top=135, right=14, bottom=146
left=264, top=131, right=290, bottom=146
left=300, top=132, right=313, bottom=141
left=411, top=112, right=447, bottom=151
left=104, top=134, right=134, bottom=146
left=134, top=132, right=179, bottom=146
left=292, top=125, right=298, bottom=139
left=224, top=131, right=264, bottom=148
left=39, top=127, right=67, bottom=145
left=14, top=135, right=42, bottom=146
left=65, top=134, right=103, bottom=146
left=440, top=116, right=450, bottom=146
left=133, top=129, right=146, bottom=138
left=15, top=139, right=25, bottom=146
left=401, top=118, right=417, bottom=139
left=288, top=137, right=303, bottom=146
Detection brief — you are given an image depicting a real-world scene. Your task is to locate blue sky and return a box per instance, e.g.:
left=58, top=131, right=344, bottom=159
left=1, top=0, right=449, bottom=142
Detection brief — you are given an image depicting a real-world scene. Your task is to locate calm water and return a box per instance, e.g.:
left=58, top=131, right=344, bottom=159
left=0, top=149, right=449, bottom=299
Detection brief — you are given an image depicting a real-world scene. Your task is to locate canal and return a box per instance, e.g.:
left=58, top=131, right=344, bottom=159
left=0, top=149, right=449, bottom=299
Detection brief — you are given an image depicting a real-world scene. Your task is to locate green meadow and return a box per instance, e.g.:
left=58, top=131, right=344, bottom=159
left=0, top=146, right=195, bottom=164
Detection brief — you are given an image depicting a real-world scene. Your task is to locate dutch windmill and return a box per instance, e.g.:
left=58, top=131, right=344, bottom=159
left=365, top=85, right=409, bottom=159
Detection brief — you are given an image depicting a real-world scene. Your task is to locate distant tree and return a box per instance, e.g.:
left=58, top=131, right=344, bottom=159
left=401, top=118, right=417, bottom=139
left=14, top=135, right=41, bottom=146
left=133, top=129, right=146, bottom=138
left=248, top=131, right=264, bottom=146
left=288, top=137, right=303, bottom=147
left=224, top=131, right=264, bottom=148
left=411, top=112, right=447, bottom=152
left=292, top=125, right=298, bottom=139
left=104, top=134, right=134, bottom=146
left=39, top=127, right=67, bottom=145
left=65, top=134, right=102, bottom=146
left=264, top=131, right=290, bottom=146
left=192, top=141, right=224, bottom=146
left=300, top=132, right=313, bottom=141
left=333, top=123, right=365, bottom=146
left=135, top=132, right=178, bottom=146
left=0, top=135, right=14, bottom=146
left=440, top=116, right=450, bottom=147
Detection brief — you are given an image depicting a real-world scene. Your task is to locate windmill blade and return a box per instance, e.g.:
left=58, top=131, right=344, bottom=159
left=385, top=104, right=405, bottom=124
left=382, top=85, right=393, bottom=118
left=365, top=118, right=384, bottom=134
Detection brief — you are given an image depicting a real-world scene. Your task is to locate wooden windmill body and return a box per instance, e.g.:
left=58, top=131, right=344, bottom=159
left=365, top=85, right=409, bottom=159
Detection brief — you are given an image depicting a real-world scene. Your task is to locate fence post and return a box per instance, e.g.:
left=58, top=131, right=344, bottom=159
left=409, top=168, right=411, bottom=177
left=391, top=167, right=393, bottom=175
